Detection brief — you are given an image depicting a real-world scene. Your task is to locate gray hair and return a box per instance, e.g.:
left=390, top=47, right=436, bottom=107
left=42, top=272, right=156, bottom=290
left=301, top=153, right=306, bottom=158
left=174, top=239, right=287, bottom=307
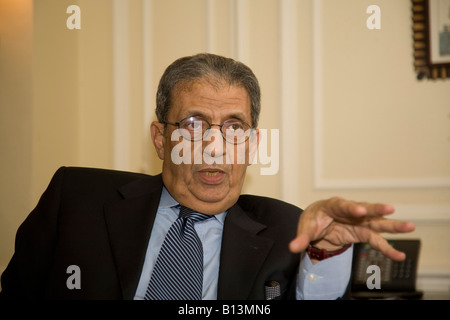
left=155, top=53, right=261, bottom=128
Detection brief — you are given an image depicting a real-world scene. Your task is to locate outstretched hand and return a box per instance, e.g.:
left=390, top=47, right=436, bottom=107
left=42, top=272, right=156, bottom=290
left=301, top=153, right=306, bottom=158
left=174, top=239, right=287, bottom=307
left=289, top=197, right=416, bottom=261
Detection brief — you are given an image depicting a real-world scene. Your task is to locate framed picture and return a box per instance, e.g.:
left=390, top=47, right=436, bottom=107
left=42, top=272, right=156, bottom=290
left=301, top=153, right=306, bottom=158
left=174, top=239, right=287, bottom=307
left=412, top=0, right=450, bottom=79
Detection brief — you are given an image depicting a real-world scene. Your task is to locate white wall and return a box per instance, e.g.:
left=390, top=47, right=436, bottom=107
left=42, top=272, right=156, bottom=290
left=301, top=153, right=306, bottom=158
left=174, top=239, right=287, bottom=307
left=0, top=0, right=33, bottom=278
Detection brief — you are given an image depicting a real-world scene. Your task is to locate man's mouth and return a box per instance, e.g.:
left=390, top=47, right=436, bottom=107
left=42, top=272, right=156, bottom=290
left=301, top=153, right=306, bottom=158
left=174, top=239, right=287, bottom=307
left=204, top=171, right=220, bottom=177
left=198, top=169, right=226, bottom=184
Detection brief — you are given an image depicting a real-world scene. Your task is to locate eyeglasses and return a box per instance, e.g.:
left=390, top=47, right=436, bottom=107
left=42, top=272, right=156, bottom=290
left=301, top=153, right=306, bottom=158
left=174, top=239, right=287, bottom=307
left=163, top=116, right=254, bottom=145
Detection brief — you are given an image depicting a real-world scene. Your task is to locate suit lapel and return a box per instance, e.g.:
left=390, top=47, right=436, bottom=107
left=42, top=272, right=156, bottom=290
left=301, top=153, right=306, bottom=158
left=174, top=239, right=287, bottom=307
left=103, top=175, right=163, bottom=300
left=103, top=175, right=274, bottom=300
left=217, top=204, right=274, bottom=300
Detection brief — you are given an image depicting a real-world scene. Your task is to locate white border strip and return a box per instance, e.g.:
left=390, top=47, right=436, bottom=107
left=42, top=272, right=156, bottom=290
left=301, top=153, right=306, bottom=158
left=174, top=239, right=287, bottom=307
left=312, top=0, right=324, bottom=190
left=141, top=0, right=153, bottom=173
left=113, top=0, right=130, bottom=171
left=142, top=0, right=152, bottom=127
left=417, top=268, right=450, bottom=293
left=312, top=0, right=450, bottom=190
left=392, top=205, right=450, bottom=222
left=280, top=0, right=300, bottom=205
left=315, top=178, right=450, bottom=190
left=206, top=0, right=214, bottom=52
left=235, top=0, right=246, bottom=63
left=229, top=0, right=247, bottom=62
left=229, top=0, right=236, bottom=59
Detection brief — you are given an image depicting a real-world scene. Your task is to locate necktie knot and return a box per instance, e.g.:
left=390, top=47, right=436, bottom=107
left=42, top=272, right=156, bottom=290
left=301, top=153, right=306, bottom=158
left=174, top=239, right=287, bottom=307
left=178, top=205, right=212, bottom=223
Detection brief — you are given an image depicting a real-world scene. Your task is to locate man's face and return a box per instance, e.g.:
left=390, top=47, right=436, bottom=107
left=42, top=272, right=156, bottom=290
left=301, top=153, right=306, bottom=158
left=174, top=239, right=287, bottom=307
left=151, top=79, right=258, bottom=214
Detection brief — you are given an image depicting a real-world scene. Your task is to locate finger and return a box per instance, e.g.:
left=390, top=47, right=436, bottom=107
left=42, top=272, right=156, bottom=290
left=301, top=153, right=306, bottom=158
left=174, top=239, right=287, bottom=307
left=357, top=202, right=396, bottom=217
left=326, top=197, right=395, bottom=220
left=289, top=233, right=311, bottom=253
left=346, top=202, right=396, bottom=218
left=363, top=218, right=416, bottom=234
left=326, top=197, right=368, bottom=217
left=366, top=234, right=407, bottom=261
left=289, top=212, right=318, bottom=253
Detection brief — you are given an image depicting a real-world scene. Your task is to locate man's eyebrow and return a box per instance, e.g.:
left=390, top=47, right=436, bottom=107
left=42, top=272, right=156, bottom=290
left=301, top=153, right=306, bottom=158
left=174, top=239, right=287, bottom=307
left=180, top=111, right=249, bottom=123
left=225, top=113, right=249, bottom=123
left=179, top=110, right=207, bottom=119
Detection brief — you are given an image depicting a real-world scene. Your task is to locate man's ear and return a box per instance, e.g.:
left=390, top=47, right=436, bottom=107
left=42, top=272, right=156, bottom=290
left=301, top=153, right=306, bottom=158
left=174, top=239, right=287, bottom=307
left=151, top=121, right=166, bottom=160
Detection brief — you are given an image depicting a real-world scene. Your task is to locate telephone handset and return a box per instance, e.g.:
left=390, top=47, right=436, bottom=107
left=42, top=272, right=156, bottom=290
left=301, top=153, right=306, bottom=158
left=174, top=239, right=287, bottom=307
left=351, top=239, right=423, bottom=299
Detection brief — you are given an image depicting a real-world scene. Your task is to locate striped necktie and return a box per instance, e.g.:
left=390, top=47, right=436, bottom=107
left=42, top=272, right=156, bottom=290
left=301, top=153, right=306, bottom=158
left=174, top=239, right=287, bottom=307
left=145, top=205, right=212, bottom=300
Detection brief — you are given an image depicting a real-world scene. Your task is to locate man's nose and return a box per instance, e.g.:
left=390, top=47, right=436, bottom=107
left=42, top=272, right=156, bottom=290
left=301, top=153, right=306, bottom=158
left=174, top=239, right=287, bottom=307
left=202, top=128, right=225, bottom=158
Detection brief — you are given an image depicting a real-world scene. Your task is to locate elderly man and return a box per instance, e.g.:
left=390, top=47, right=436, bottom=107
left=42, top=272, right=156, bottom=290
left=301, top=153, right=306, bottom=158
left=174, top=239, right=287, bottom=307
left=0, top=53, right=414, bottom=300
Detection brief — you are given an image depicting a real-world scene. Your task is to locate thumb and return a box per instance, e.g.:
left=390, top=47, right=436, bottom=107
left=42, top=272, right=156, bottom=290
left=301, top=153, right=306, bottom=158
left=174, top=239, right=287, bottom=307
left=289, top=211, right=320, bottom=253
left=289, top=233, right=311, bottom=253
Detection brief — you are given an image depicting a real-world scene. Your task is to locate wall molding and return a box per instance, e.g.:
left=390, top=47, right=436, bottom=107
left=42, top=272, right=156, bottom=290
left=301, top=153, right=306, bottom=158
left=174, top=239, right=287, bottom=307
left=112, top=0, right=131, bottom=171
left=229, top=0, right=247, bottom=63
left=314, top=177, right=450, bottom=190
left=392, top=204, right=450, bottom=223
left=280, top=0, right=300, bottom=205
left=312, top=0, right=324, bottom=191
left=312, top=0, right=450, bottom=190
left=206, top=0, right=214, bottom=52
left=141, top=0, right=153, bottom=174
left=417, top=268, right=450, bottom=293
left=308, top=0, right=450, bottom=224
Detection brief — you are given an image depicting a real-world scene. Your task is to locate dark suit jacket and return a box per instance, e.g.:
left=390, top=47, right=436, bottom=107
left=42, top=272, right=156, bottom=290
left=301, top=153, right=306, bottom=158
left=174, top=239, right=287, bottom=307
left=0, top=166, right=305, bottom=300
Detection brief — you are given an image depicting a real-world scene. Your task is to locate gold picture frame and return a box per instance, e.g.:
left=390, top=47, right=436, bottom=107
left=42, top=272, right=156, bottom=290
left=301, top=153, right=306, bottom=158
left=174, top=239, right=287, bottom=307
left=412, top=0, right=450, bottom=79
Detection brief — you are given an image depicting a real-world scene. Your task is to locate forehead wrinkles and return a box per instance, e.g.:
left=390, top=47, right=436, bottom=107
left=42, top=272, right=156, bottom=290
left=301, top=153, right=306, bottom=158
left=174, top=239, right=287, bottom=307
left=169, top=79, right=250, bottom=115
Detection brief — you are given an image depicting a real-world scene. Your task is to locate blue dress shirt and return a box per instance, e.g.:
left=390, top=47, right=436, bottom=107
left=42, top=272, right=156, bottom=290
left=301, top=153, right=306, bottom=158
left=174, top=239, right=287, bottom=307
left=134, top=187, right=352, bottom=300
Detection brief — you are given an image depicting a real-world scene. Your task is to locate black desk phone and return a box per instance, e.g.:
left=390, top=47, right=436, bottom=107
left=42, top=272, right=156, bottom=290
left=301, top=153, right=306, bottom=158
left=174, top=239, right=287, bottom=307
left=351, top=239, right=423, bottom=299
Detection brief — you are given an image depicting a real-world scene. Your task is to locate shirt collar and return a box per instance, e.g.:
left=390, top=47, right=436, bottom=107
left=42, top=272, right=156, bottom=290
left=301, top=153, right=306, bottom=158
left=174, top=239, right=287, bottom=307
left=159, top=186, right=227, bottom=225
